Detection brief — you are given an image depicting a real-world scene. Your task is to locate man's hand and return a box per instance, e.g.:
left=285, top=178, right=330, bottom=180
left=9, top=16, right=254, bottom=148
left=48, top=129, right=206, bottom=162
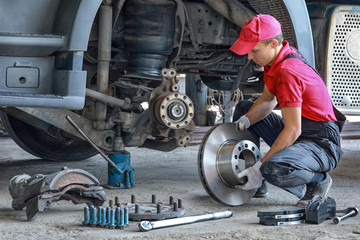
left=236, top=161, right=263, bottom=190
left=235, top=115, right=250, bottom=131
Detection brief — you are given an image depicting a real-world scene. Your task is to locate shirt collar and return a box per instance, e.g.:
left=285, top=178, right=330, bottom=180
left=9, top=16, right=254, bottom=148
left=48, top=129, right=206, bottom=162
left=264, top=40, right=292, bottom=75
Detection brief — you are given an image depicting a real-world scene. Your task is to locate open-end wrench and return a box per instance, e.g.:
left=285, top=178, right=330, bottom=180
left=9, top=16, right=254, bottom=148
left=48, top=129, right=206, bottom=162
left=138, top=210, right=233, bottom=231
left=333, top=207, right=359, bottom=224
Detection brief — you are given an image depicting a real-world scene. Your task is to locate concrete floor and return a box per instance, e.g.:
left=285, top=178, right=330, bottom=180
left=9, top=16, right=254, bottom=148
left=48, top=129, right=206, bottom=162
left=0, top=136, right=359, bottom=240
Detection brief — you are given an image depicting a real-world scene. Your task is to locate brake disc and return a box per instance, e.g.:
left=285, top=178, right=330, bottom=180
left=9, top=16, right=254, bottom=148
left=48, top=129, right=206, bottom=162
left=198, top=123, right=261, bottom=206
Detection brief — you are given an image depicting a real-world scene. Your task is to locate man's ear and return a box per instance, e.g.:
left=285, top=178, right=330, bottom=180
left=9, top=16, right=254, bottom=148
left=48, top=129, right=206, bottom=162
left=271, top=39, right=279, bottom=48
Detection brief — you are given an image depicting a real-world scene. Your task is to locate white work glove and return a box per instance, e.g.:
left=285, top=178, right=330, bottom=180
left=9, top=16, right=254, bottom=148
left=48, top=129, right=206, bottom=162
left=235, top=115, right=250, bottom=131
left=236, top=161, right=263, bottom=191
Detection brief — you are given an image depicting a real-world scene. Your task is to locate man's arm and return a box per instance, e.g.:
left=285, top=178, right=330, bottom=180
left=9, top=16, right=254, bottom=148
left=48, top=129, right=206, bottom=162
left=245, top=85, right=278, bottom=125
left=260, top=106, right=302, bottom=163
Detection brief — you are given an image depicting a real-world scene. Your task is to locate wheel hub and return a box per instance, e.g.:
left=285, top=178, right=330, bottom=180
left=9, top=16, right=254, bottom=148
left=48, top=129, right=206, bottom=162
left=154, top=92, right=194, bottom=129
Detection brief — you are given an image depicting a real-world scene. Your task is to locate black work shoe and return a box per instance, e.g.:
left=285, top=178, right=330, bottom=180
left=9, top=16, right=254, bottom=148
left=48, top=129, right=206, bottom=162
left=254, top=180, right=269, bottom=198
left=297, top=173, right=332, bottom=207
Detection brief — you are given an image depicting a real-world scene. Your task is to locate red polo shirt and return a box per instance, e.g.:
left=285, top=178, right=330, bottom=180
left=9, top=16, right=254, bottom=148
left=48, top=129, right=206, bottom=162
left=264, top=41, right=336, bottom=121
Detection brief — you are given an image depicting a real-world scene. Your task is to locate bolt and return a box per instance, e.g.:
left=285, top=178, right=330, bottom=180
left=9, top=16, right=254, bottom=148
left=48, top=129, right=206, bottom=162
left=124, top=207, right=129, bottom=226
left=170, top=196, right=174, bottom=205
left=83, top=206, right=90, bottom=225
left=173, top=202, right=178, bottom=211
left=115, top=196, right=119, bottom=206
left=119, top=208, right=125, bottom=229
left=109, top=200, right=113, bottom=208
left=100, top=208, right=106, bottom=227
left=115, top=207, right=120, bottom=227
left=90, top=206, right=97, bottom=227
left=131, top=194, right=136, bottom=203
left=152, top=194, right=156, bottom=204
left=109, top=209, right=116, bottom=229
left=157, top=203, right=162, bottom=213
left=106, top=207, right=111, bottom=224
left=97, top=206, right=102, bottom=225
left=178, top=199, right=183, bottom=208
left=135, top=204, right=140, bottom=214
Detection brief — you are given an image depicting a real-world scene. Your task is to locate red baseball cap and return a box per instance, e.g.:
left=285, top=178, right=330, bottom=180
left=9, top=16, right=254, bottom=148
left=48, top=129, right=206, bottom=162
left=230, top=14, right=282, bottom=55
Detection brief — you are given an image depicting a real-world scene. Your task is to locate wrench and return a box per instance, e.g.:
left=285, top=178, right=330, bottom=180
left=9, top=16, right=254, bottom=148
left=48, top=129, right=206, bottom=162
left=333, top=207, right=359, bottom=224
left=138, top=210, right=233, bottom=231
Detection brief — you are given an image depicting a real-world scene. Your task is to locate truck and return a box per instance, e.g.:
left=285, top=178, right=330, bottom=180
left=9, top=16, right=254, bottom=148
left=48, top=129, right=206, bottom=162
left=0, top=0, right=358, bottom=161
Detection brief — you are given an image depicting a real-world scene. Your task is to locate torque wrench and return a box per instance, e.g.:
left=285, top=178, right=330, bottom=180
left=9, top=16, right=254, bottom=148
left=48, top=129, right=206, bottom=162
left=138, top=210, right=233, bottom=231
left=333, top=207, right=358, bottom=224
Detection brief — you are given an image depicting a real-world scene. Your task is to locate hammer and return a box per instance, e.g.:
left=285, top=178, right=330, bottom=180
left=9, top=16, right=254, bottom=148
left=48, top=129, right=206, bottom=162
left=333, top=207, right=359, bottom=224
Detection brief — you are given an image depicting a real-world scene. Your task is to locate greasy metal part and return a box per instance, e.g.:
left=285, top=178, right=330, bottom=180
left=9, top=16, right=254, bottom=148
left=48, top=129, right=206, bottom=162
left=9, top=168, right=107, bottom=220
left=151, top=68, right=194, bottom=130
left=204, top=0, right=255, bottom=27
left=66, top=115, right=123, bottom=174
left=96, top=4, right=112, bottom=121
left=147, top=68, right=195, bottom=146
left=333, top=207, right=359, bottom=224
left=120, top=195, right=185, bottom=221
left=198, top=123, right=261, bottom=206
left=154, top=92, right=194, bottom=129
left=138, top=210, right=233, bottom=232
left=86, top=88, right=131, bottom=110
left=4, top=107, right=115, bottom=151
left=161, top=68, right=177, bottom=79
left=177, top=134, right=192, bottom=147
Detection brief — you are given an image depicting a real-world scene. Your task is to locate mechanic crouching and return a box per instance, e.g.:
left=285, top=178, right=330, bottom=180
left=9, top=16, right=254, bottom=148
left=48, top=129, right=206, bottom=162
left=231, top=14, right=346, bottom=207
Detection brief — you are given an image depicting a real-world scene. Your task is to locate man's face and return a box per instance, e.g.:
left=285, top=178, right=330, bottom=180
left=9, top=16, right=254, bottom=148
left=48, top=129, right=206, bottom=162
left=247, top=41, right=277, bottom=67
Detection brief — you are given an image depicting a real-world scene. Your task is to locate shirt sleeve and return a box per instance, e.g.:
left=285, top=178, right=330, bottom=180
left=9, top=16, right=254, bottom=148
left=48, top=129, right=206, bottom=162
left=275, top=69, right=303, bottom=108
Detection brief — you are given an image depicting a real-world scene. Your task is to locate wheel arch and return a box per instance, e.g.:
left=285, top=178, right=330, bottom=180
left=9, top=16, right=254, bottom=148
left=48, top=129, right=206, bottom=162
left=283, top=0, right=315, bottom=67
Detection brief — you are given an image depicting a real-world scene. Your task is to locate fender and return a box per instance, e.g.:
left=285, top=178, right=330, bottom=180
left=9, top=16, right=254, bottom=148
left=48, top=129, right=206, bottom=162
left=283, top=0, right=315, bottom=67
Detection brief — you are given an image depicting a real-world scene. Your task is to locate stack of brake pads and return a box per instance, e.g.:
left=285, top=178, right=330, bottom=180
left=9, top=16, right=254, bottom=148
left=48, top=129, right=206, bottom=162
left=258, top=196, right=336, bottom=226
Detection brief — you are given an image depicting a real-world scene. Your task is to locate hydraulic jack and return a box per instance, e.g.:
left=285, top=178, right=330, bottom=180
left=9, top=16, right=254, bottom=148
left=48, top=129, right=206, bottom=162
left=66, top=116, right=135, bottom=189
left=107, top=151, right=135, bottom=188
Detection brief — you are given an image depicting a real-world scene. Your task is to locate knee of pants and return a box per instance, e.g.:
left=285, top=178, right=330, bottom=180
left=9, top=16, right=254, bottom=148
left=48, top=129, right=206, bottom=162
left=233, top=100, right=254, bottom=122
left=260, top=160, right=294, bottom=187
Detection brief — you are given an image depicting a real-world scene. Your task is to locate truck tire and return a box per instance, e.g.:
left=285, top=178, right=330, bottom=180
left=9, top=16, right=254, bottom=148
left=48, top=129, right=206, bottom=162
left=0, top=112, right=97, bottom=161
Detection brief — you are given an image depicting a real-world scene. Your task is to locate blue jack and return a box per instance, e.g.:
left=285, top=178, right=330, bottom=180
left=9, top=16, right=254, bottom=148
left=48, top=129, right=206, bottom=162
left=107, top=151, right=135, bottom=188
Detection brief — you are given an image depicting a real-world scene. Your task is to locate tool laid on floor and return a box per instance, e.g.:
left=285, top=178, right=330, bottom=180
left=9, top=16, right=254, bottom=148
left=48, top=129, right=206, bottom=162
left=257, top=208, right=305, bottom=226
left=138, top=210, right=233, bottom=231
left=9, top=167, right=107, bottom=220
left=333, top=207, right=359, bottom=224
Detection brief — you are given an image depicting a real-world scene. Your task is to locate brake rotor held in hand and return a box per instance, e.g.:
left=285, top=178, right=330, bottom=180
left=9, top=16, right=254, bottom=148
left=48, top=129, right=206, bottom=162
left=198, top=123, right=261, bottom=206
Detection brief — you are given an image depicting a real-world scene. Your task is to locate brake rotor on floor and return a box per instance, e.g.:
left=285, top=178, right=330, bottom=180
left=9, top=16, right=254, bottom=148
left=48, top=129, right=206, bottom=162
left=198, top=123, right=261, bottom=206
